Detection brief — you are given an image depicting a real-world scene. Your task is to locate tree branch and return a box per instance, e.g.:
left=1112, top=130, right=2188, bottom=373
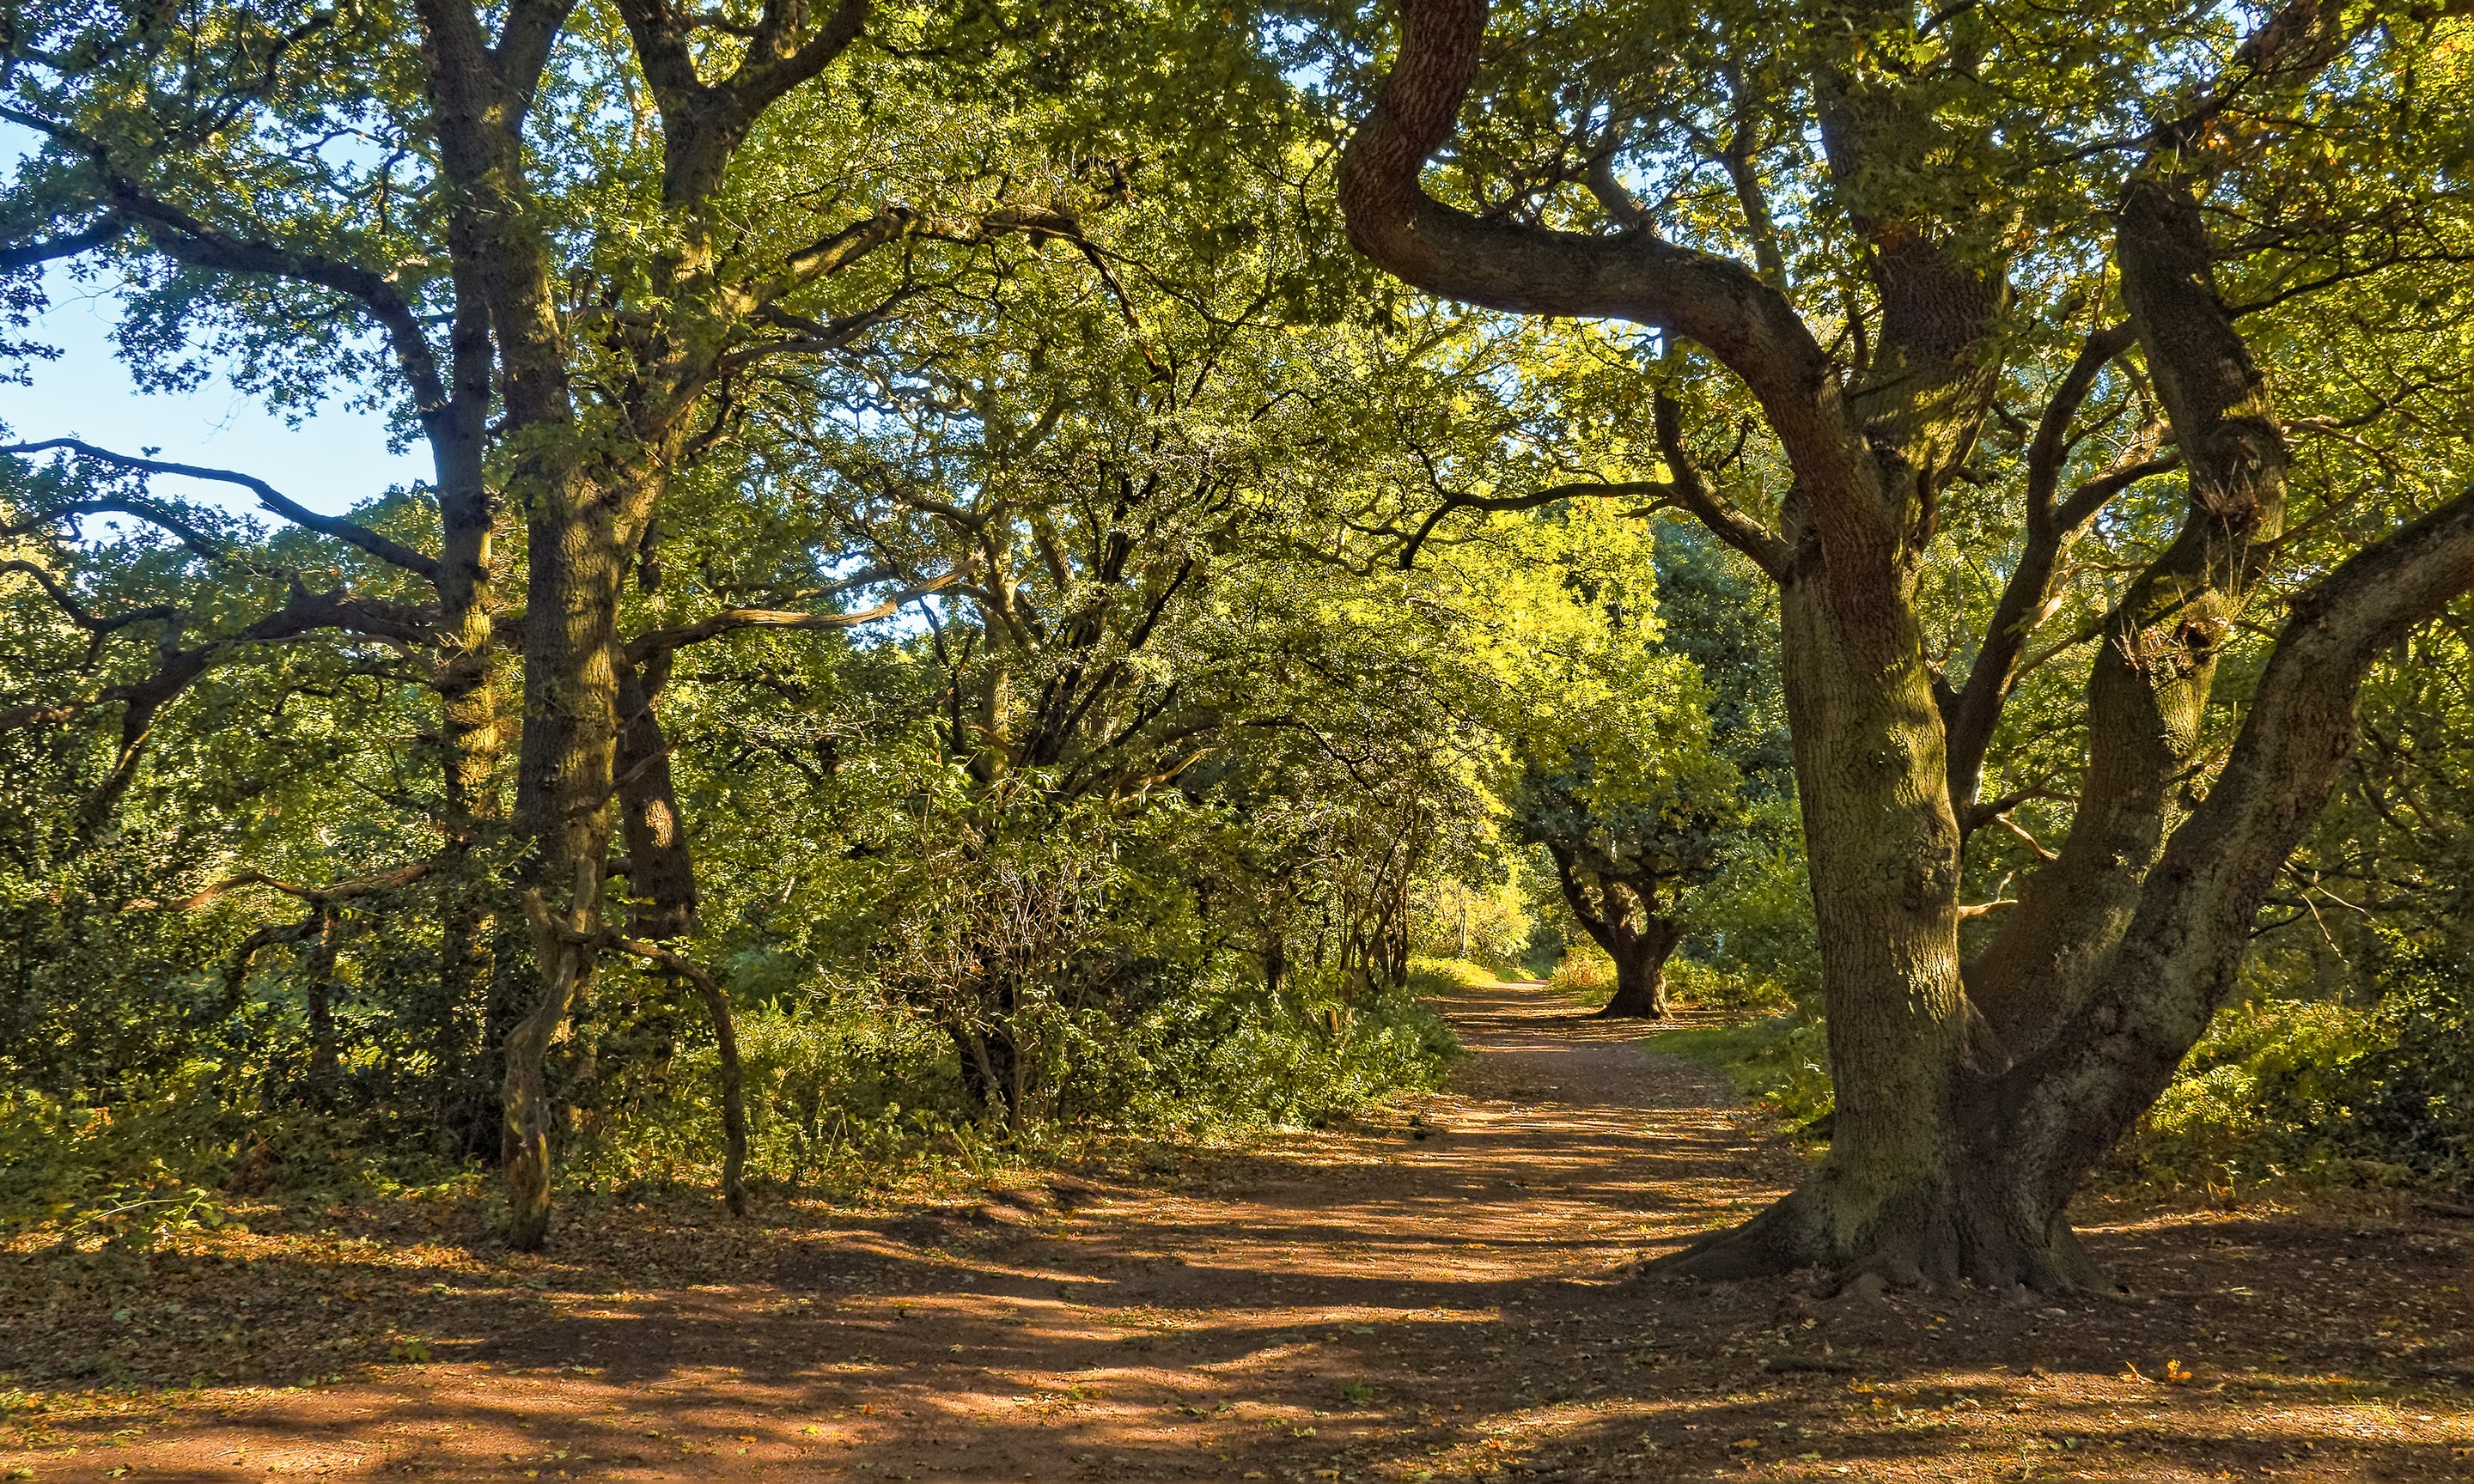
left=620, top=569, right=963, bottom=666
left=1338, top=0, right=1882, bottom=593
left=0, top=214, right=129, bottom=272
left=1652, top=390, right=1788, bottom=579
left=101, top=184, right=451, bottom=415
left=145, top=861, right=434, bottom=911
left=1398, top=478, right=1674, bottom=569
left=1943, top=324, right=2170, bottom=816
left=3, top=439, right=442, bottom=581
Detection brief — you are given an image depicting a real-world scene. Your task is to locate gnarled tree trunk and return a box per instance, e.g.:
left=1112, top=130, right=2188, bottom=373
left=1548, top=846, right=1681, bottom=1019
left=1337, top=0, right=2474, bottom=1290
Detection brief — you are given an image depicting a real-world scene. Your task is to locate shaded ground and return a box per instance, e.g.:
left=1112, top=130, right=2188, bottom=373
left=6, top=977, right=2473, bottom=1481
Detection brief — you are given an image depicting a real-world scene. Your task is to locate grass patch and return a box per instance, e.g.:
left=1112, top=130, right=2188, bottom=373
left=1643, top=1015, right=1832, bottom=1133
left=1405, top=957, right=1506, bottom=993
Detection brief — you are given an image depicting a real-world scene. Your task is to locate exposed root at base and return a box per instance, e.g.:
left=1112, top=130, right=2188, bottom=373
left=1648, top=1186, right=2116, bottom=1296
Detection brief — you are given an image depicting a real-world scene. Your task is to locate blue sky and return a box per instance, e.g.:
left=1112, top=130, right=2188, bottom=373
left=3, top=263, right=423, bottom=520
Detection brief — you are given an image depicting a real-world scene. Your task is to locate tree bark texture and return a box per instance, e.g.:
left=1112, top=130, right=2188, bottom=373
left=686, top=963, right=748, bottom=1217
left=616, top=651, right=699, bottom=940
left=303, top=907, right=342, bottom=1107
left=505, top=864, right=602, bottom=1250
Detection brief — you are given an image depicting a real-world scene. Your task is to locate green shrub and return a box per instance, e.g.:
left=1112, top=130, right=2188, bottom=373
left=576, top=968, right=1465, bottom=1193
left=1405, top=956, right=1503, bottom=993
left=1662, top=958, right=1796, bottom=1016
left=1643, top=1014, right=1831, bottom=1131
left=1546, top=943, right=1614, bottom=1000
left=2116, top=951, right=2474, bottom=1194
left=0, top=1071, right=240, bottom=1247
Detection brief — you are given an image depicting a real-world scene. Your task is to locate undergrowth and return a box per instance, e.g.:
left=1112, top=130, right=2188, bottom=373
left=2106, top=954, right=2473, bottom=1196
left=1648, top=946, right=2474, bottom=1198
left=1643, top=1013, right=1833, bottom=1134
left=4, top=964, right=1463, bottom=1246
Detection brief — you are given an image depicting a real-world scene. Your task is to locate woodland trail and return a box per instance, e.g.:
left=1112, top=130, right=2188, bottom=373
left=7, top=977, right=2473, bottom=1482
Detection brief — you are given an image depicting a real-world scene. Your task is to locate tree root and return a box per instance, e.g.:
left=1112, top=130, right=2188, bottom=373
left=1649, top=1183, right=2116, bottom=1295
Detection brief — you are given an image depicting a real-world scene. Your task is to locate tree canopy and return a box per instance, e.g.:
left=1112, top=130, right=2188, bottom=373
left=2, top=0, right=2470, bottom=1285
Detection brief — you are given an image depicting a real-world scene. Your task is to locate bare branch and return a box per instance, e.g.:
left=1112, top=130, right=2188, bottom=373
left=143, top=861, right=434, bottom=911
left=1651, top=391, right=1789, bottom=579
left=3, top=439, right=441, bottom=581
left=620, top=569, right=964, bottom=666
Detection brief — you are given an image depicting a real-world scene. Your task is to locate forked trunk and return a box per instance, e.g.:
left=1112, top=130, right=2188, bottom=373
left=1547, top=848, right=1679, bottom=1019
left=1593, top=918, right=1679, bottom=1019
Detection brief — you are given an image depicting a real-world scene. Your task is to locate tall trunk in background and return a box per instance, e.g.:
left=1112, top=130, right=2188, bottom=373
left=615, top=650, right=699, bottom=940
left=429, top=266, right=503, bottom=1149
left=1549, top=848, right=1682, bottom=1019
left=413, top=0, right=610, bottom=1251
left=303, top=905, right=342, bottom=1106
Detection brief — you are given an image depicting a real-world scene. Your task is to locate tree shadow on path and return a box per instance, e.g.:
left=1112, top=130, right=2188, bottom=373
left=7, top=976, right=2470, bottom=1481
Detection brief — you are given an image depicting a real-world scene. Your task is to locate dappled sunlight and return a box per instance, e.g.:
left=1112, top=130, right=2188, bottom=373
left=5, top=978, right=2466, bottom=1481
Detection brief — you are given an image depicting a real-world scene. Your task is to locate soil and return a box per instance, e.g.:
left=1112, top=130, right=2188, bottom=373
left=6, top=976, right=2473, bottom=1482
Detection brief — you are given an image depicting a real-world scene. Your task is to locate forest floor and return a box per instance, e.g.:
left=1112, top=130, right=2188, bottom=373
left=6, top=976, right=2474, bottom=1483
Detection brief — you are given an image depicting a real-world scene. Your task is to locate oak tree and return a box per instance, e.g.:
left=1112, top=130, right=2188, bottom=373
left=1331, top=0, right=2474, bottom=1287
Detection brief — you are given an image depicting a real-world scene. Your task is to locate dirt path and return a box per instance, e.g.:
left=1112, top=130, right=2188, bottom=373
left=7, top=978, right=2472, bottom=1481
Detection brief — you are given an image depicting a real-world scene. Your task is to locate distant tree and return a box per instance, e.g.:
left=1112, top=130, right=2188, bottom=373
left=1510, top=754, right=1734, bottom=1018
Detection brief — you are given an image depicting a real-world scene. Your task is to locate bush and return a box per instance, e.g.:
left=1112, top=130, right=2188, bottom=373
left=572, top=967, right=1466, bottom=1195
left=1546, top=943, right=1614, bottom=999
left=1642, top=1015, right=1832, bottom=1132
left=1663, top=958, right=1796, bottom=1016
left=2116, top=950, right=2474, bottom=1195
left=0, top=1071, right=239, bottom=1248
left=1405, top=957, right=1502, bottom=993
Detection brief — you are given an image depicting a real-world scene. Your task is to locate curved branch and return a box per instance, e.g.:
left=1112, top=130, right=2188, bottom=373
left=620, top=569, right=963, bottom=666
left=1652, top=390, right=1788, bottom=579
left=1944, top=325, right=2172, bottom=815
left=1338, top=0, right=1881, bottom=577
left=146, top=861, right=434, bottom=911
left=3, top=440, right=441, bottom=581
left=1398, top=478, right=1673, bottom=569
left=102, top=184, right=450, bottom=416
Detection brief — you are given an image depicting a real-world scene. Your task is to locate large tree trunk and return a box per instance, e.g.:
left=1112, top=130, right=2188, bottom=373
left=429, top=269, right=502, bottom=1150
left=497, top=469, right=626, bottom=1250
left=615, top=651, right=699, bottom=940
left=1663, top=563, right=1989, bottom=1284
left=413, top=0, right=618, bottom=1250
left=1596, top=917, right=1680, bottom=1019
